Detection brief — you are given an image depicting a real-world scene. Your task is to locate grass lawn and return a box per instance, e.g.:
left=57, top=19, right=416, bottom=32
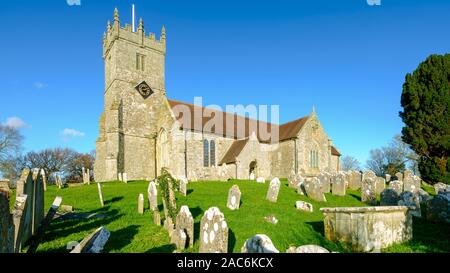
left=13, top=179, right=450, bottom=253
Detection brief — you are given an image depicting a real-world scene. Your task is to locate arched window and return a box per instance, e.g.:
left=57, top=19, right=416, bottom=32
left=203, top=139, right=209, bottom=167
left=210, top=140, right=216, bottom=166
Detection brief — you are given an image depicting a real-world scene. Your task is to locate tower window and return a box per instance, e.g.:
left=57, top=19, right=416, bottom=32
left=210, top=140, right=216, bottom=166
left=203, top=139, right=209, bottom=167
left=136, top=53, right=145, bottom=71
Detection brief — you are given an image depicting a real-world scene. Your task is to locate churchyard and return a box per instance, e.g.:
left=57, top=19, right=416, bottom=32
left=2, top=170, right=449, bottom=253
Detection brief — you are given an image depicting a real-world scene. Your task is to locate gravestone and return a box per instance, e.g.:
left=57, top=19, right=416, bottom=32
left=138, top=193, right=144, bottom=214
left=264, top=215, right=278, bottom=225
left=12, top=194, right=28, bottom=253
left=286, top=245, right=330, bottom=253
left=296, top=201, right=313, bottom=212
left=426, top=192, right=450, bottom=224
left=374, top=177, right=386, bottom=195
left=304, top=177, right=326, bottom=202
left=434, top=182, right=449, bottom=195
left=227, top=185, right=241, bottom=210
left=297, top=182, right=306, bottom=195
left=118, top=173, right=123, bottom=182
left=380, top=189, right=400, bottom=206
left=331, top=174, right=346, bottom=196
left=0, top=192, right=14, bottom=253
left=70, top=226, right=110, bottom=253
left=170, top=229, right=187, bottom=250
left=385, top=174, right=391, bottom=183
left=388, top=180, right=403, bottom=194
left=349, top=171, right=362, bottom=190
left=82, top=167, right=86, bottom=183
left=256, top=177, right=265, bottom=183
left=288, top=173, right=303, bottom=189
left=241, top=234, right=279, bottom=253
left=362, top=170, right=376, bottom=182
left=175, top=206, right=194, bottom=248
left=249, top=172, right=255, bottom=181
left=395, top=172, right=403, bottom=181
left=32, top=169, right=45, bottom=236
left=163, top=217, right=175, bottom=238
left=179, top=178, right=188, bottom=196
left=123, top=173, right=128, bottom=183
left=403, top=171, right=420, bottom=193
left=40, top=169, right=47, bottom=191
left=148, top=181, right=158, bottom=210
left=199, top=207, right=228, bottom=253
left=266, top=178, right=281, bottom=203
left=97, top=182, right=104, bottom=207
left=361, top=178, right=377, bottom=205
left=398, top=192, right=421, bottom=218
left=317, top=173, right=331, bottom=193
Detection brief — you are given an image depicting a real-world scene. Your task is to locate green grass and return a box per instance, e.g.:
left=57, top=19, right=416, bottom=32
left=13, top=179, right=450, bottom=253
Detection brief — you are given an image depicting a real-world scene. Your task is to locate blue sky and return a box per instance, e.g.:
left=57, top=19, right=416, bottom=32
left=0, top=0, right=449, bottom=166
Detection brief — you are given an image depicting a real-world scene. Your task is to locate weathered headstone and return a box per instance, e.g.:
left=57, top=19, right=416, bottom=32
left=40, top=169, right=47, bottom=191
left=318, top=173, right=331, bottom=193
left=241, top=234, right=279, bottom=253
left=331, top=174, right=346, bottom=196
left=403, top=172, right=420, bottom=193
left=118, top=173, right=123, bottom=182
left=60, top=205, right=73, bottom=213
left=361, top=178, right=377, bottom=205
left=12, top=194, right=28, bottom=253
left=426, top=192, right=450, bottom=224
left=0, top=192, right=14, bottom=253
left=227, top=185, right=241, bottom=210
left=32, top=169, right=45, bottom=236
left=249, top=172, right=255, bottom=181
left=170, top=229, right=187, bottom=250
left=199, top=207, right=228, bottom=253
left=362, top=170, right=376, bottom=182
left=175, top=206, right=194, bottom=248
left=256, top=177, right=265, bottom=183
left=123, top=173, right=128, bottom=183
left=286, top=245, right=330, bottom=253
left=266, top=178, right=281, bottom=203
left=153, top=208, right=161, bottom=226
left=398, top=191, right=421, bottom=218
left=304, top=177, right=326, bottom=202
left=288, top=173, right=303, bottom=189
left=264, top=215, right=278, bottom=225
left=179, top=178, right=188, bottom=196
left=138, top=193, right=144, bottom=214
left=295, top=201, right=313, bottom=212
left=374, top=177, right=386, bottom=195
left=148, top=181, right=158, bottom=210
left=385, top=174, right=391, bottom=183
left=395, top=172, right=403, bottom=181
left=97, top=182, right=104, bottom=207
left=70, top=226, right=110, bottom=253
left=434, top=182, right=449, bottom=195
left=388, top=180, right=403, bottom=194
left=164, top=217, right=175, bottom=238
left=297, top=182, right=306, bottom=195
left=380, top=189, right=400, bottom=206
left=349, top=171, right=362, bottom=190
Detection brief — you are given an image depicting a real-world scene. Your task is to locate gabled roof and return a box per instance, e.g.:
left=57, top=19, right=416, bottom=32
left=331, top=146, right=341, bottom=156
left=168, top=99, right=309, bottom=143
left=219, top=138, right=249, bottom=165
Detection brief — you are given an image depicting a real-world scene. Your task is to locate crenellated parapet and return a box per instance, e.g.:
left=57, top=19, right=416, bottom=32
left=102, top=7, right=166, bottom=59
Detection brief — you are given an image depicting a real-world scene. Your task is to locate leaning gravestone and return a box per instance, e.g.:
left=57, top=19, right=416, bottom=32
left=199, top=207, right=228, bottom=253
left=138, top=194, right=144, bottom=214
left=398, top=192, right=421, bottom=218
left=331, top=174, right=346, bottom=196
left=175, top=206, right=194, bottom=248
left=0, top=192, right=14, bottom=253
left=148, top=181, right=158, bottom=210
left=296, top=201, right=313, bottom=212
left=40, top=169, right=47, bottom=191
left=32, top=169, right=45, bottom=236
left=227, top=185, right=241, bottom=210
left=70, top=226, right=110, bottom=253
left=361, top=178, right=377, bottom=205
left=348, top=171, right=362, bottom=190
left=179, top=178, right=188, bottom=197
left=374, top=177, right=386, bottom=195
left=304, top=177, right=326, bottom=202
left=266, top=178, right=281, bottom=203
left=317, top=173, right=331, bottom=193
left=241, top=234, right=279, bottom=253
left=12, top=194, right=28, bottom=253
left=380, top=189, right=400, bottom=206
left=388, top=180, right=403, bottom=194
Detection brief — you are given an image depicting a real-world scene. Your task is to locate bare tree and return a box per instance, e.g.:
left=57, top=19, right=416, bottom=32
left=0, top=125, right=23, bottom=161
left=24, top=148, right=77, bottom=183
left=340, top=155, right=361, bottom=171
left=65, top=151, right=95, bottom=183
left=0, top=155, right=27, bottom=186
left=366, top=135, right=418, bottom=176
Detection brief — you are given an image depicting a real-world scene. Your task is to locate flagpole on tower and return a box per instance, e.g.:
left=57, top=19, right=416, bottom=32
left=132, top=4, right=135, bottom=32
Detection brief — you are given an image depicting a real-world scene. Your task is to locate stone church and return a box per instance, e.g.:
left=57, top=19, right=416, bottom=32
left=94, top=9, right=341, bottom=182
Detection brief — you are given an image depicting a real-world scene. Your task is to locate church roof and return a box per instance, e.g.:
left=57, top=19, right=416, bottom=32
left=219, top=138, right=250, bottom=165
left=331, top=146, right=341, bottom=156
left=167, top=99, right=309, bottom=143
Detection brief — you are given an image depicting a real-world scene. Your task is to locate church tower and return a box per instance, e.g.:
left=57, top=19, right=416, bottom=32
left=94, top=8, right=168, bottom=182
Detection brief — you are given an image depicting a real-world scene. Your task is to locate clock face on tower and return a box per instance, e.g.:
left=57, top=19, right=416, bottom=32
left=135, top=81, right=154, bottom=99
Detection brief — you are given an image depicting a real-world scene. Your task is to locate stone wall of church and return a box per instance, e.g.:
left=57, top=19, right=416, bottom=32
left=270, top=140, right=295, bottom=179
left=236, top=137, right=272, bottom=180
